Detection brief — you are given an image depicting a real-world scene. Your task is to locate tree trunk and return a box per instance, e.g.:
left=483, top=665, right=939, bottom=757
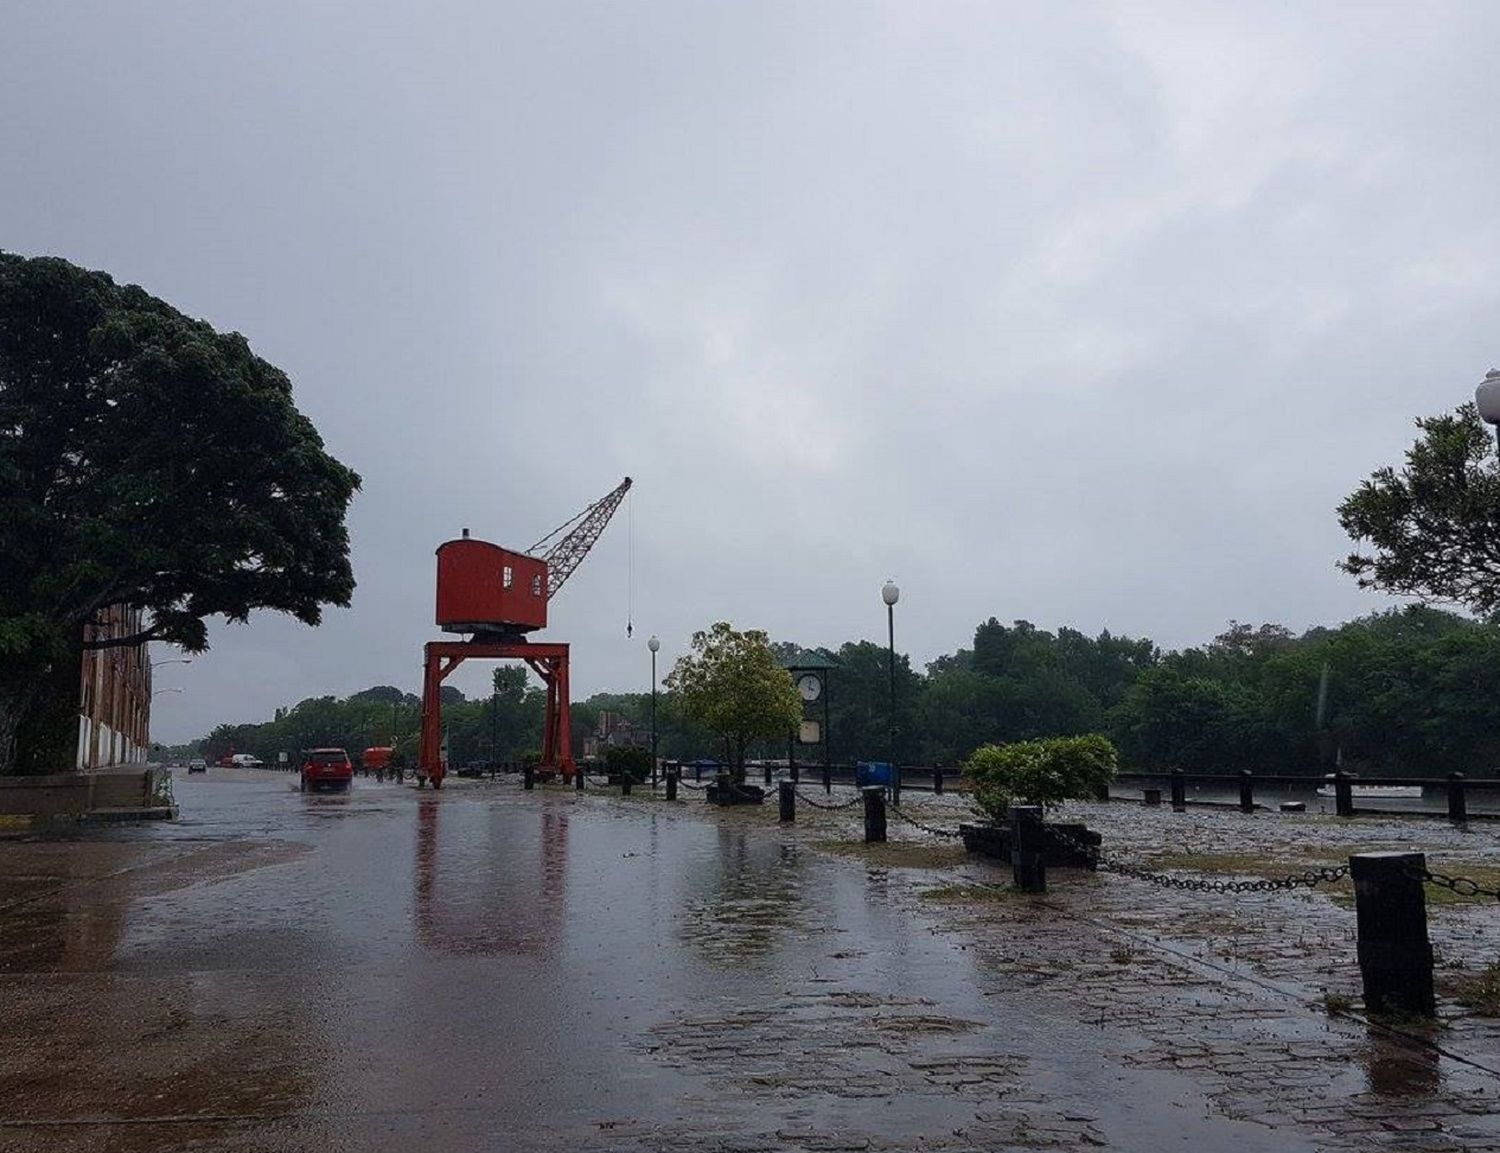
left=0, top=676, right=39, bottom=776
left=1, top=631, right=79, bottom=775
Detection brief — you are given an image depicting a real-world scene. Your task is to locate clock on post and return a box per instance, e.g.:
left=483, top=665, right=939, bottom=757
left=781, top=649, right=838, bottom=789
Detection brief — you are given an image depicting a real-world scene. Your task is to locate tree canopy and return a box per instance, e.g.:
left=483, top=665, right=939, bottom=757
left=664, top=621, right=802, bottom=781
left=0, top=254, right=360, bottom=772
left=1338, top=403, right=1500, bottom=613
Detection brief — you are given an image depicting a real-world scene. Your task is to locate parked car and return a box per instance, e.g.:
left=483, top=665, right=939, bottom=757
left=187, top=758, right=207, bottom=774
left=300, top=748, right=354, bottom=792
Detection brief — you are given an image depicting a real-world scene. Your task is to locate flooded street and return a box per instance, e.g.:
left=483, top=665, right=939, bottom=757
left=4, top=771, right=1500, bottom=1151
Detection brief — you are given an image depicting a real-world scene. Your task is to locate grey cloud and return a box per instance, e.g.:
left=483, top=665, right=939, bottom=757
left=3, top=2, right=1497, bottom=740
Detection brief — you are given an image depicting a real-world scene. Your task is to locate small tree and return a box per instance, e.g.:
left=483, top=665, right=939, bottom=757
left=963, top=734, right=1117, bottom=821
left=1338, top=404, right=1500, bottom=613
left=665, top=621, right=802, bottom=783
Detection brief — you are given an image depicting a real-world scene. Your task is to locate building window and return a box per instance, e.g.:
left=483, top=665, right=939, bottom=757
left=502, top=565, right=513, bottom=589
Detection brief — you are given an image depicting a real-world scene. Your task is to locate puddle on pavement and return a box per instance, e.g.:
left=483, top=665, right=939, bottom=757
left=1, top=773, right=1491, bottom=1151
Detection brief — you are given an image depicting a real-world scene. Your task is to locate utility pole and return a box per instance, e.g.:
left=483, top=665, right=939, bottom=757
left=648, top=636, right=660, bottom=787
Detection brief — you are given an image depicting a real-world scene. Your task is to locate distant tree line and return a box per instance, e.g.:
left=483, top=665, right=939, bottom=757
left=170, top=605, right=1500, bottom=779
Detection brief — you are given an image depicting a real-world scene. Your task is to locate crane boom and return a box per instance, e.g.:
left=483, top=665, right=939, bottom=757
left=529, top=477, right=632, bottom=600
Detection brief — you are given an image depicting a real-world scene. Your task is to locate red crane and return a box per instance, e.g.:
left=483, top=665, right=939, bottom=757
left=417, top=477, right=632, bottom=788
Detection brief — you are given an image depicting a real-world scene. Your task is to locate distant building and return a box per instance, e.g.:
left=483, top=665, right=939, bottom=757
left=77, top=605, right=151, bottom=769
left=582, top=710, right=646, bottom=760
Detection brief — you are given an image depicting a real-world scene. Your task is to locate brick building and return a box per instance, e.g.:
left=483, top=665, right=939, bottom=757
left=77, top=606, right=152, bottom=769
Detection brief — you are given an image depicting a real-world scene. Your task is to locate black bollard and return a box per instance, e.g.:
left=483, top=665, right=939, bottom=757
left=575, top=767, right=584, bottom=790
left=1010, top=804, right=1046, bottom=893
left=666, top=768, right=678, bottom=801
left=823, top=764, right=831, bottom=794
left=933, top=768, right=944, bottom=795
left=862, top=787, right=887, bottom=843
left=791, top=761, right=799, bottom=784
left=1334, top=770, right=1354, bottom=818
left=621, top=772, right=632, bottom=796
left=779, top=780, right=795, bottom=822
left=523, top=765, right=535, bottom=791
left=1350, top=852, right=1435, bottom=1016
left=1238, top=770, right=1254, bottom=814
left=1448, top=772, right=1468, bottom=825
left=1143, top=787, right=1162, bottom=807
left=764, top=763, right=772, bottom=786
left=696, top=762, right=703, bottom=782
left=1170, top=769, right=1186, bottom=812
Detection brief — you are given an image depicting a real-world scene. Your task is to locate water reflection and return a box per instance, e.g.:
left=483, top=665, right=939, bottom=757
left=676, top=826, right=807, bottom=963
left=413, top=794, right=570, bottom=956
left=1361, top=1024, right=1442, bottom=1096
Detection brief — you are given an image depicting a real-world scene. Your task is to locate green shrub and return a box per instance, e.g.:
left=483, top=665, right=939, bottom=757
left=605, top=744, right=653, bottom=783
left=963, top=734, right=1117, bottom=820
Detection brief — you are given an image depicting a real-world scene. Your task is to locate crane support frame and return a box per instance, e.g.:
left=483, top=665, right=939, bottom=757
left=418, top=639, right=573, bottom=788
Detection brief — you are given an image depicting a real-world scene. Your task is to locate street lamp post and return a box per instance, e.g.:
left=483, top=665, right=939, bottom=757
left=881, top=579, right=900, bottom=799
left=648, top=635, right=660, bottom=787
left=1475, top=369, right=1500, bottom=451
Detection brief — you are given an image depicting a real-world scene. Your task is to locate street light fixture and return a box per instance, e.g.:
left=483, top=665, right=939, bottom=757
left=1475, top=369, right=1500, bottom=450
left=881, top=580, right=900, bottom=797
left=152, top=687, right=184, bottom=697
left=648, top=635, right=660, bottom=786
left=152, top=658, right=192, bottom=669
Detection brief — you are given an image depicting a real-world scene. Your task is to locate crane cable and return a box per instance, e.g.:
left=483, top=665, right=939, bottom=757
left=626, top=487, right=634, bottom=638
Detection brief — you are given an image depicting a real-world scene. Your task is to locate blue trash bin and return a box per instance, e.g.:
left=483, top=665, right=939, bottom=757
left=855, top=761, right=893, bottom=789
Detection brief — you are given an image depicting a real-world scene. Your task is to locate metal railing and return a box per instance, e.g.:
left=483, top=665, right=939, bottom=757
left=1113, top=768, right=1496, bottom=822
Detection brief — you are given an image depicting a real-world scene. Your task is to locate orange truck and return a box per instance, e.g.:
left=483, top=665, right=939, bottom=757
left=362, top=746, right=395, bottom=779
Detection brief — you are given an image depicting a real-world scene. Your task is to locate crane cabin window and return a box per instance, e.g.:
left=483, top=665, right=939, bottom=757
left=531, top=573, right=543, bottom=597
left=502, top=565, right=513, bottom=589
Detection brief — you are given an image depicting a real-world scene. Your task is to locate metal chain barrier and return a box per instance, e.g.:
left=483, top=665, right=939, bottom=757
left=794, top=789, right=864, bottom=811
left=886, top=804, right=965, bottom=838
left=1406, top=865, right=1500, bottom=901
left=1045, top=823, right=1350, bottom=893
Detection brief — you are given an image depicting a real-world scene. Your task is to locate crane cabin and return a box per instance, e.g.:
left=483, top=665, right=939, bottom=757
left=435, top=532, right=549, bottom=636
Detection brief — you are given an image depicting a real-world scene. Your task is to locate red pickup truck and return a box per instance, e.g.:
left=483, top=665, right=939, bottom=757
left=300, top=748, right=353, bottom=792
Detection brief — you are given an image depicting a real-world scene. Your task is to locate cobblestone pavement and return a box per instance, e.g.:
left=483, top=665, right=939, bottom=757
left=2, top=770, right=1498, bottom=1151
left=796, top=791, right=1500, bottom=1152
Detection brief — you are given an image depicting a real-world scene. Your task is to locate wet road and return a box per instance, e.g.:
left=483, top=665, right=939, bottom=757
left=3, top=770, right=1499, bottom=1151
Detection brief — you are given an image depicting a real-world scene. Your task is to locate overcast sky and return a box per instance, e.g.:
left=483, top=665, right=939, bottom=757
left=5, top=2, right=1499, bottom=742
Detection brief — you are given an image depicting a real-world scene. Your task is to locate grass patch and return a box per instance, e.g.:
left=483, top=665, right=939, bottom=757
left=1149, top=850, right=1343, bottom=878
left=1151, top=850, right=1500, bottom=912
left=920, top=883, right=1025, bottom=902
left=1451, top=962, right=1500, bottom=1015
left=815, top=840, right=970, bottom=869
left=1321, top=992, right=1354, bottom=1015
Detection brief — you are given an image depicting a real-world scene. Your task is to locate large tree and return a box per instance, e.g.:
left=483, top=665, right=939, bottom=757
left=664, top=621, right=802, bottom=782
left=1338, top=403, right=1500, bottom=613
left=0, top=254, right=360, bottom=773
